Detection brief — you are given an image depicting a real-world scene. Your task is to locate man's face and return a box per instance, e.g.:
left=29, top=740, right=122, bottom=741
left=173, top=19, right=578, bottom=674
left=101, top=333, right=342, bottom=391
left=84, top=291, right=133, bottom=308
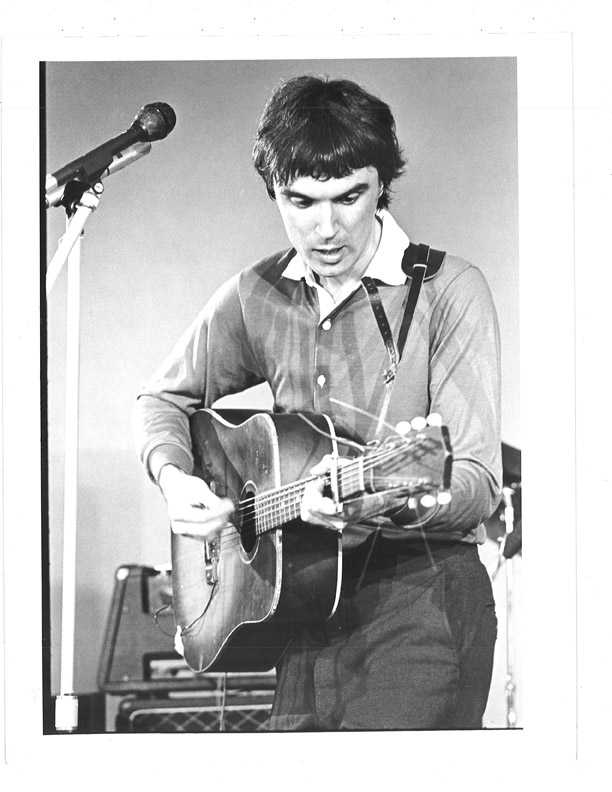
left=274, top=166, right=382, bottom=284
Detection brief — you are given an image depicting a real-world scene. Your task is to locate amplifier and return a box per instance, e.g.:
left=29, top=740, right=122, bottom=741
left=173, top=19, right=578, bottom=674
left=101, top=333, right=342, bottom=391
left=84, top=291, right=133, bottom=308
left=98, top=564, right=276, bottom=696
left=116, top=693, right=273, bottom=732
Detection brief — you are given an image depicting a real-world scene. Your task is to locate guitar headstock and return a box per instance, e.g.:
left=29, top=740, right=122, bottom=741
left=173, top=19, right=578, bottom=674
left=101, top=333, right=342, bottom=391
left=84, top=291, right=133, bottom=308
left=364, top=413, right=453, bottom=506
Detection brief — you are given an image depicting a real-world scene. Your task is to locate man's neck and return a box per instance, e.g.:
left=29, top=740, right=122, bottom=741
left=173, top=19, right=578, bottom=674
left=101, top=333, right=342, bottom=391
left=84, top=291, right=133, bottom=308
left=319, top=216, right=382, bottom=302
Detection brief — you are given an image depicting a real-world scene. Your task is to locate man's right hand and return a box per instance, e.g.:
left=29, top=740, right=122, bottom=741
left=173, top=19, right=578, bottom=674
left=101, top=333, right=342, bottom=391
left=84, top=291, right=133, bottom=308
left=158, top=465, right=234, bottom=539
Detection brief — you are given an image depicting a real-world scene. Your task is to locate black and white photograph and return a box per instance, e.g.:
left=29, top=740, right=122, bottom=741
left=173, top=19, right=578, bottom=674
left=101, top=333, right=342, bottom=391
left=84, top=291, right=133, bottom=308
left=2, top=8, right=608, bottom=788
left=43, top=56, right=519, bottom=733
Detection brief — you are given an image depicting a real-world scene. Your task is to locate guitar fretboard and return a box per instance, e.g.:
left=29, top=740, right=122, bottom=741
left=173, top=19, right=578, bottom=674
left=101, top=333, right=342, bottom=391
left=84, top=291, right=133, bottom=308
left=250, top=456, right=367, bottom=535
left=231, top=431, right=442, bottom=537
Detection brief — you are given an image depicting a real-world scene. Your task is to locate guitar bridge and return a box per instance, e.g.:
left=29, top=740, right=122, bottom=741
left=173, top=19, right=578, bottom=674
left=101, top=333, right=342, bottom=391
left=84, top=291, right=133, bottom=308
left=204, top=539, right=219, bottom=586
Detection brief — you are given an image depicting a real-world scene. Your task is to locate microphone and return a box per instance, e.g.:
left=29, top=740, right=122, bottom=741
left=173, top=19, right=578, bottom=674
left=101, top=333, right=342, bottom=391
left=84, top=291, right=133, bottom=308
left=45, top=101, right=176, bottom=208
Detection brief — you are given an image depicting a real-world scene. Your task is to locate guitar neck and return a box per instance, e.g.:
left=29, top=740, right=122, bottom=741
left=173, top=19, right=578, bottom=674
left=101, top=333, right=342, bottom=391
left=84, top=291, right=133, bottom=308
left=233, top=428, right=446, bottom=537
left=251, top=458, right=367, bottom=536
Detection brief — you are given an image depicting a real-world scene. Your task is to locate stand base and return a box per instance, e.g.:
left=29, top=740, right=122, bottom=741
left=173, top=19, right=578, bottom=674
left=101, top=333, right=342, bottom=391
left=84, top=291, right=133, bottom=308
left=55, top=693, right=79, bottom=732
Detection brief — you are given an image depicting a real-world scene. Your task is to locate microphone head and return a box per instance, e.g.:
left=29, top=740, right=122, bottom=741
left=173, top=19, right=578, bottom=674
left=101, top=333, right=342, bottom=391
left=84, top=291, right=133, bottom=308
left=132, top=102, right=177, bottom=141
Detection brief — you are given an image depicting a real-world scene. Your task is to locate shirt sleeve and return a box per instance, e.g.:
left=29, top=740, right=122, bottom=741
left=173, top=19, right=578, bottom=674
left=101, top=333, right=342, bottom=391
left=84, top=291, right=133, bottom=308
left=134, top=273, right=264, bottom=482
left=391, top=264, right=503, bottom=535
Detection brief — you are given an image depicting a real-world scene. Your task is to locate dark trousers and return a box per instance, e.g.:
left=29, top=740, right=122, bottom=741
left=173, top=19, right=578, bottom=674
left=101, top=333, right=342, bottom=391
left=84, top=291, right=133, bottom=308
left=266, top=535, right=497, bottom=730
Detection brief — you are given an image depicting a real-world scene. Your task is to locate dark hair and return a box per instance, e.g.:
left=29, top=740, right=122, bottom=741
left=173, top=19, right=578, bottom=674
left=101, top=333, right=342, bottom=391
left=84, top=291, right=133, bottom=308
left=252, top=76, right=405, bottom=210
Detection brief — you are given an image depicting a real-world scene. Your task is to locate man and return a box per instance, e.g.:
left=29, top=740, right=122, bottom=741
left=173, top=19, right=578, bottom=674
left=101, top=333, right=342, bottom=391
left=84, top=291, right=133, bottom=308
left=136, top=75, right=501, bottom=730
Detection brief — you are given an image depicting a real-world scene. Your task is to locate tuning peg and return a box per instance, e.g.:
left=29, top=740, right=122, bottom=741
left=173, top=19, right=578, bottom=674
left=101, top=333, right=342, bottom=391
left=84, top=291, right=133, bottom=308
left=437, top=491, right=452, bottom=505
left=426, top=413, right=442, bottom=427
left=420, top=493, right=437, bottom=508
left=410, top=416, right=427, bottom=431
left=395, top=421, right=412, bottom=435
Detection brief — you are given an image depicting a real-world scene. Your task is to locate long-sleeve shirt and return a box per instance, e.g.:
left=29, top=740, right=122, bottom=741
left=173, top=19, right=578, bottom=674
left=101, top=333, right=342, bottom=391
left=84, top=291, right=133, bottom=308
left=136, top=210, right=502, bottom=547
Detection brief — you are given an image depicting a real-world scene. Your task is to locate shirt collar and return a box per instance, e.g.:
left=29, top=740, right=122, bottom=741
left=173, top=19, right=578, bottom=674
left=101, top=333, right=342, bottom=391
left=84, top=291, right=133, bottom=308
left=281, top=209, right=410, bottom=286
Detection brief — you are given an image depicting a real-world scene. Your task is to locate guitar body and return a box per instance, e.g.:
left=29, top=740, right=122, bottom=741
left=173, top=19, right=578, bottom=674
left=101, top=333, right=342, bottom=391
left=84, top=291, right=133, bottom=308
left=171, top=409, right=344, bottom=673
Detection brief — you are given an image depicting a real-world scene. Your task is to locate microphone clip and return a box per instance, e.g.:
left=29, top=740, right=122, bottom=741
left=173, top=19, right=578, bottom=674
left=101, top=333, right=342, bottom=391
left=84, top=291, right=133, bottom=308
left=59, top=178, right=104, bottom=216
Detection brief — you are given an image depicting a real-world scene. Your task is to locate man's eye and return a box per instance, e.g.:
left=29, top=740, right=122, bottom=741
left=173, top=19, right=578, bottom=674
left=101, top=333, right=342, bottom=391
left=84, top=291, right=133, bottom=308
left=338, top=193, right=360, bottom=205
left=290, top=197, right=312, bottom=209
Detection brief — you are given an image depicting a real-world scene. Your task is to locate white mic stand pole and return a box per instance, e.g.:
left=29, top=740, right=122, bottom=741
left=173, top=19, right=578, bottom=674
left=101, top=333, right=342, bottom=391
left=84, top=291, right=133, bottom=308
left=47, top=142, right=151, bottom=732
left=52, top=185, right=100, bottom=732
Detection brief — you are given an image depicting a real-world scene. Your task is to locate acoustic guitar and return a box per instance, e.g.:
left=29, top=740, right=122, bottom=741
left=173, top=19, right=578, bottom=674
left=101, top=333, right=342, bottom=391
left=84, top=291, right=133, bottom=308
left=171, top=408, right=452, bottom=673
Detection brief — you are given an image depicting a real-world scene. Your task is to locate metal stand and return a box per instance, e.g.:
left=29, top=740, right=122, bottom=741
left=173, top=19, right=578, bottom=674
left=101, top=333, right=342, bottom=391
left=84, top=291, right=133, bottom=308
left=49, top=185, right=102, bottom=731
left=47, top=187, right=101, bottom=297
left=47, top=142, right=151, bottom=732
left=492, top=486, right=518, bottom=728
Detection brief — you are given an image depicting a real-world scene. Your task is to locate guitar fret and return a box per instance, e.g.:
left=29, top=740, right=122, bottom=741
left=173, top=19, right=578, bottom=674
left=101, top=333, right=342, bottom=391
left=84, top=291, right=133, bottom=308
left=253, top=482, right=306, bottom=535
left=339, top=460, right=365, bottom=499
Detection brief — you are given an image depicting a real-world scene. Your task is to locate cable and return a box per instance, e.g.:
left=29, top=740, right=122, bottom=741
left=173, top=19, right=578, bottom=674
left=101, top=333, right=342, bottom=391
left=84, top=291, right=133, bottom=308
left=218, top=672, right=227, bottom=732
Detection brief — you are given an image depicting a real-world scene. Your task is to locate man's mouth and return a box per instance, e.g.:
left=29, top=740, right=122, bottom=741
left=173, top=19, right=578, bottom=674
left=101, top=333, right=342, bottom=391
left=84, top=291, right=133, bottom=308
left=313, top=245, right=345, bottom=261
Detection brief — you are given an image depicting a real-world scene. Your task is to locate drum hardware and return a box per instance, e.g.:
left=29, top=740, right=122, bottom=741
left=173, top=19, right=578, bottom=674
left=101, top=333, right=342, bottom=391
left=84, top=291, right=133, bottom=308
left=495, top=487, right=518, bottom=727
left=485, top=442, right=521, bottom=728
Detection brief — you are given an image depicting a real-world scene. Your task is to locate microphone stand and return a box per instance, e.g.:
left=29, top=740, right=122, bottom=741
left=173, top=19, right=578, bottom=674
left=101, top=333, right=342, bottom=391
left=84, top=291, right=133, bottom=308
left=492, top=487, right=518, bottom=728
left=47, top=186, right=100, bottom=297
left=47, top=141, right=151, bottom=732
left=50, top=181, right=102, bottom=732
left=46, top=141, right=151, bottom=295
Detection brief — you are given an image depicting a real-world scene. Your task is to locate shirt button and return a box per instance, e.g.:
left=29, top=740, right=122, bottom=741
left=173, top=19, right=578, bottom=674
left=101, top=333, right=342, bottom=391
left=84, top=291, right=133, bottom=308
left=317, top=374, right=326, bottom=387
left=321, top=319, right=332, bottom=331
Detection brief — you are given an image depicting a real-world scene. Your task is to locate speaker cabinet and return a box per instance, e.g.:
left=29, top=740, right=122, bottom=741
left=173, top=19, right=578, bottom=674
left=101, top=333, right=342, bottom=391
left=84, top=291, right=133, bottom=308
left=116, top=694, right=272, bottom=732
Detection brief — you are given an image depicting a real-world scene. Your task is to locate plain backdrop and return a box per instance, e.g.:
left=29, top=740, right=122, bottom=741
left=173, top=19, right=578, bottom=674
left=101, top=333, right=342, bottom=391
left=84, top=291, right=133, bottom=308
left=45, top=58, right=518, bottom=703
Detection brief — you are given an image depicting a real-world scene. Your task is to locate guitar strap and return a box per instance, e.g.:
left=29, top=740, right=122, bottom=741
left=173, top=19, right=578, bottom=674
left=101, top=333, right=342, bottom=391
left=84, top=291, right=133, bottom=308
left=352, top=243, right=445, bottom=591
left=362, top=242, right=445, bottom=439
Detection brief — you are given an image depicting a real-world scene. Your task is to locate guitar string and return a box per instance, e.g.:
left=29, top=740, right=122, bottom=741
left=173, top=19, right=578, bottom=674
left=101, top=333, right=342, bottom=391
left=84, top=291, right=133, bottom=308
left=236, top=434, right=439, bottom=521
left=173, top=442, right=443, bottom=637
left=212, top=437, right=443, bottom=552
left=232, top=431, right=430, bottom=514
left=195, top=438, right=440, bottom=552
left=192, top=409, right=437, bottom=525
left=289, top=412, right=369, bottom=454
left=328, top=395, right=402, bottom=437
left=232, top=437, right=424, bottom=521
left=226, top=437, right=440, bottom=536
left=176, top=419, right=445, bottom=636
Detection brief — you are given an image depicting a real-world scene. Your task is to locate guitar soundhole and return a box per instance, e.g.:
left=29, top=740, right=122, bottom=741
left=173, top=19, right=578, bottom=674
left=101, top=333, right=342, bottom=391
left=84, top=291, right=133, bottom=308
left=239, top=482, right=258, bottom=555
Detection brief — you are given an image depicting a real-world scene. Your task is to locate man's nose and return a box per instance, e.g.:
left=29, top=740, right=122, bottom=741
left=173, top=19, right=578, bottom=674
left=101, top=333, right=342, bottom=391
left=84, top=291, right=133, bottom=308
left=315, top=202, right=338, bottom=239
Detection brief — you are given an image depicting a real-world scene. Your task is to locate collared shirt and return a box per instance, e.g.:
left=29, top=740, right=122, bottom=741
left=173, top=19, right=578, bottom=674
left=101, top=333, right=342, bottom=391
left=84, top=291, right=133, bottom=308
left=282, top=210, right=409, bottom=321
left=136, top=212, right=502, bottom=546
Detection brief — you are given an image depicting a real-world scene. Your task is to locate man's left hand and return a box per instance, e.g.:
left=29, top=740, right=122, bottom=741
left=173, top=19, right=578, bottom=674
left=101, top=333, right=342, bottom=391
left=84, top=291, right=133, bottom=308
left=300, top=455, right=347, bottom=531
left=300, top=454, right=408, bottom=530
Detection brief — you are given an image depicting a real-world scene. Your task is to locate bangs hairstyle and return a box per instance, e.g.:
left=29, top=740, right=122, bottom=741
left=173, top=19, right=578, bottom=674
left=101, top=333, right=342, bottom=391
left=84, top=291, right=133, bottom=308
left=252, top=76, right=405, bottom=210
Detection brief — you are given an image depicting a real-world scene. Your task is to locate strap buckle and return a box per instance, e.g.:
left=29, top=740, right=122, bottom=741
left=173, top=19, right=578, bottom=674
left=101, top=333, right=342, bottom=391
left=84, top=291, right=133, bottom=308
left=383, top=364, right=397, bottom=385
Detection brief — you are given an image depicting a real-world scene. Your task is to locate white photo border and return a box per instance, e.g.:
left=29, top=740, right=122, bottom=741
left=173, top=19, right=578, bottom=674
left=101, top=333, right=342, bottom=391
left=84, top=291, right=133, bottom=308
left=1, top=30, right=582, bottom=789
